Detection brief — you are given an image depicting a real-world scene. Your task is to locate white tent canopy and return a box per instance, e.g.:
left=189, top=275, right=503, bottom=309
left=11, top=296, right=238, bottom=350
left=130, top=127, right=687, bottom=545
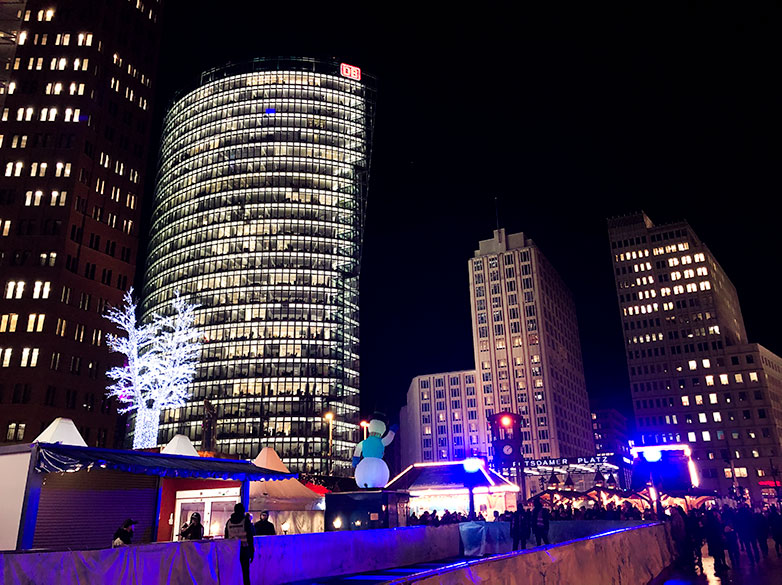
left=33, top=418, right=87, bottom=447
left=161, top=434, right=200, bottom=457
left=249, top=448, right=322, bottom=510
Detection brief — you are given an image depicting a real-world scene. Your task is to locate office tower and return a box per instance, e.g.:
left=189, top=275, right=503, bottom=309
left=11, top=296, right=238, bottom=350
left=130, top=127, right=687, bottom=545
left=468, top=229, right=594, bottom=460
left=608, top=212, right=782, bottom=502
left=0, top=1, right=161, bottom=446
left=143, top=58, right=376, bottom=475
left=591, top=408, right=631, bottom=459
left=400, top=229, right=595, bottom=469
left=400, top=370, right=476, bottom=467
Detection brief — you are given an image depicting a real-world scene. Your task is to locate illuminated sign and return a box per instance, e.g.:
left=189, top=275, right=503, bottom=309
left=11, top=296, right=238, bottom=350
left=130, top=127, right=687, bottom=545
left=340, top=63, right=361, bottom=81
left=524, top=455, right=610, bottom=468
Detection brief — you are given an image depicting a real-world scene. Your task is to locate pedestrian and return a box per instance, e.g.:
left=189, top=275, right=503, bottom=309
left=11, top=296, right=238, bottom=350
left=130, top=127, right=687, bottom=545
left=753, top=508, right=769, bottom=559
left=180, top=512, right=204, bottom=540
left=511, top=507, right=530, bottom=550
left=686, top=509, right=703, bottom=570
left=769, top=506, right=782, bottom=557
left=723, top=523, right=740, bottom=570
left=530, top=498, right=550, bottom=546
left=225, top=503, right=255, bottom=585
left=112, top=518, right=137, bottom=547
left=670, top=507, right=691, bottom=570
left=254, top=511, right=276, bottom=536
left=703, top=510, right=728, bottom=572
left=735, top=505, right=759, bottom=564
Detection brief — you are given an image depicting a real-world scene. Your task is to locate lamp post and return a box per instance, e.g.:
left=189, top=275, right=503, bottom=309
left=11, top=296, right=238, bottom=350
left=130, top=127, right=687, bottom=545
left=360, top=420, right=369, bottom=441
left=324, top=412, right=334, bottom=476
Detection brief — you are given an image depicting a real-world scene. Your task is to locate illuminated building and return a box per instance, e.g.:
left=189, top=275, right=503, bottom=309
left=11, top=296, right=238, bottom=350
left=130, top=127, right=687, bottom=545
left=401, top=229, right=595, bottom=468
left=142, top=58, right=376, bottom=475
left=591, top=408, right=631, bottom=459
left=468, top=229, right=594, bottom=460
left=0, top=1, right=161, bottom=447
left=608, top=212, right=782, bottom=502
left=400, top=370, right=477, bottom=467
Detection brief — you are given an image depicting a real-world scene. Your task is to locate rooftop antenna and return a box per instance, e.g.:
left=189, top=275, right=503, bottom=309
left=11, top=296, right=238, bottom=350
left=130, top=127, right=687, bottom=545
left=494, top=196, right=501, bottom=231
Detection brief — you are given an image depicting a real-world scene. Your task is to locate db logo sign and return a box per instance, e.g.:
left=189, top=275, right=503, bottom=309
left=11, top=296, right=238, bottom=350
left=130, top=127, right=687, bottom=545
left=340, top=63, right=361, bottom=81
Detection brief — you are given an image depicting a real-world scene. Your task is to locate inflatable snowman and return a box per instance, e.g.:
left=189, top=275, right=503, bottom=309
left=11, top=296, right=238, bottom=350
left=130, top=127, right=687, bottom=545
left=352, top=417, right=397, bottom=488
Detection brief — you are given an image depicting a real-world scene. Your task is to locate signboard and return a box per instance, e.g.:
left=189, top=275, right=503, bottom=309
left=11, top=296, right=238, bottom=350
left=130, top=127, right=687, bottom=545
left=523, top=455, right=610, bottom=468
left=340, top=63, right=361, bottom=81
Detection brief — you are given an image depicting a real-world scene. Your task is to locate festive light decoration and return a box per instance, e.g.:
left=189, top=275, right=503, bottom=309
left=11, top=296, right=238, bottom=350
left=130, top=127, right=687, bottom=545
left=105, top=289, right=202, bottom=449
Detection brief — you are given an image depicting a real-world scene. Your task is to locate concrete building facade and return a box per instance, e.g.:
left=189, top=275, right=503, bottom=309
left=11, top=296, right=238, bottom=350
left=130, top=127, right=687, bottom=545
left=608, top=212, right=782, bottom=503
left=401, top=229, right=595, bottom=469
left=0, top=0, right=161, bottom=447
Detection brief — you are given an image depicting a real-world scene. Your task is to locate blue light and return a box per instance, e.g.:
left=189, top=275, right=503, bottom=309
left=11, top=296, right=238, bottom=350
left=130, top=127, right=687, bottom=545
left=644, top=448, right=662, bottom=462
left=265, top=108, right=276, bottom=114
left=463, top=458, right=483, bottom=473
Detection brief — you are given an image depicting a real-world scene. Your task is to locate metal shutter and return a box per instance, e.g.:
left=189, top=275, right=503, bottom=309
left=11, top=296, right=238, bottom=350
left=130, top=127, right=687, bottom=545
left=34, top=469, right=158, bottom=550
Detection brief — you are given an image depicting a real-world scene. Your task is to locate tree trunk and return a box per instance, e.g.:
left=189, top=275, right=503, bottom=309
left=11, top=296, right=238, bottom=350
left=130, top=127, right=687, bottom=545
left=133, top=406, right=161, bottom=449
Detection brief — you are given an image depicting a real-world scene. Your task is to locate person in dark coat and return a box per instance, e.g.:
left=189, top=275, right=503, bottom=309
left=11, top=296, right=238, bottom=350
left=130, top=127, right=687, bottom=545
left=180, top=512, right=204, bottom=540
left=510, top=508, right=530, bottom=550
left=254, top=511, right=276, bottom=536
left=735, top=505, right=759, bottom=564
left=703, top=510, right=727, bottom=572
left=112, top=518, right=137, bottom=547
left=768, top=506, right=782, bottom=557
left=225, top=503, right=255, bottom=585
left=530, top=498, right=550, bottom=546
left=754, top=509, right=770, bottom=558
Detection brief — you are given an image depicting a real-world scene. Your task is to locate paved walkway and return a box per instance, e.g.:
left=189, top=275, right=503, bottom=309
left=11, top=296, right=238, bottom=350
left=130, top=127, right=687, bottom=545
left=654, top=541, right=782, bottom=585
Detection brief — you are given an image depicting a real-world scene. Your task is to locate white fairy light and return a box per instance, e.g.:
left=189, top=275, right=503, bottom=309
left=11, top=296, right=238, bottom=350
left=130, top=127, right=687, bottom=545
left=105, top=288, right=202, bottom=449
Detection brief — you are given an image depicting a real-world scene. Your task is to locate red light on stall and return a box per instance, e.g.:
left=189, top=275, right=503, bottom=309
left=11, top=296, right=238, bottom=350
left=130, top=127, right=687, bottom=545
left=340, top=63, right=361, bottom=81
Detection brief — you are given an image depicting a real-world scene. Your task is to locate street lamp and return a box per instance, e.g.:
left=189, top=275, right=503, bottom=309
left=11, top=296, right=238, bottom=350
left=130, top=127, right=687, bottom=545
left=360, top=420, right=369, bottom=440
left=324, top=412, right=334, bottom=475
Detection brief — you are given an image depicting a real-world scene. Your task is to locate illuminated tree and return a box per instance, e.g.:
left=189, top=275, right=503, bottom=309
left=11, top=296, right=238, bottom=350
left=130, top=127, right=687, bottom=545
left=105, top=289, right=202, bottom=449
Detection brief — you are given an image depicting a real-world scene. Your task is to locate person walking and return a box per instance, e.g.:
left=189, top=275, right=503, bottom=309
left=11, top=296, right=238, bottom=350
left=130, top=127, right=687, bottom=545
left=112, top=519, right=137, bottom=547
left=735, top=505, right=759, bottom=564
left=225, top=503, right=255, bottom=585
left=754, top=508, right=769, bottom=559
left=510, top=507, right=530, bottom=550
left=530, top=499, right=550, bottom=546
left=703, top=510, right=728, bottom=572
left=768, top=506, right=782, bottom=557
left=254, top=511, right=276, bottom=536
left=180, top=512, right=204, bottom=540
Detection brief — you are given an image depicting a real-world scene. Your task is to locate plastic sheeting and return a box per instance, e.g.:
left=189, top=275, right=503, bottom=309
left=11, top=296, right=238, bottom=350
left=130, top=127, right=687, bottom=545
left=458, top=521, right=512, bottom=556
left=267, top=510, right=324, bottom=535
left=0, top=539, right=243, bottom=585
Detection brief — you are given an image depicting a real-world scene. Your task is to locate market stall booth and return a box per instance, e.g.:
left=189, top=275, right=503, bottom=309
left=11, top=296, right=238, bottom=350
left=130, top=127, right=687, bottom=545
left=385, top=460, right=519, bottom=518
left=0, top=420, right=293, bottom=551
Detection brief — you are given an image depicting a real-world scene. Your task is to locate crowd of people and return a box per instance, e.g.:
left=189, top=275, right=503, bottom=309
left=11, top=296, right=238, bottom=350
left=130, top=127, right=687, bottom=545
left=669, top=503, right=782, bottom=574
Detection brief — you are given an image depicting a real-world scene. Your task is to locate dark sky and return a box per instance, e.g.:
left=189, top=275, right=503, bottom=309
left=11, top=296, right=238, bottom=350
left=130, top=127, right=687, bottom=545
left=150, top=3, right=779, bottom=429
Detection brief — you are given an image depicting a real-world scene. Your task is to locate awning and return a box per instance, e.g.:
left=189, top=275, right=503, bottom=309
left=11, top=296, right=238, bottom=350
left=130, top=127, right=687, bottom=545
left=34, top=443, right=295, bottom=482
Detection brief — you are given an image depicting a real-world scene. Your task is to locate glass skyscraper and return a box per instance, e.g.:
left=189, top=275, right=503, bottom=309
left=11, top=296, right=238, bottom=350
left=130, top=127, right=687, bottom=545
left=142, top=58, right=376, bottom=475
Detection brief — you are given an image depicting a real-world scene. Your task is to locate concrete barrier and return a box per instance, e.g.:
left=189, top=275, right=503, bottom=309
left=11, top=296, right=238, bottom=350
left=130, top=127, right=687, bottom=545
left=251, top=524, right=461, bottom=585
left=404, top=523, right=674, bottom=585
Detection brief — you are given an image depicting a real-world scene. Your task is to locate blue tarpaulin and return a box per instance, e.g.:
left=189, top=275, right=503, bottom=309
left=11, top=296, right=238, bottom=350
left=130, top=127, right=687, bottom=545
left=34, top=443, right=295, bottom=482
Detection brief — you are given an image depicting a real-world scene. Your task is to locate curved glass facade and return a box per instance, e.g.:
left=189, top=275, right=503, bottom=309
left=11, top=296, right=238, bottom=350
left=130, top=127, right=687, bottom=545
left=142, top=58, right=375, bottom=475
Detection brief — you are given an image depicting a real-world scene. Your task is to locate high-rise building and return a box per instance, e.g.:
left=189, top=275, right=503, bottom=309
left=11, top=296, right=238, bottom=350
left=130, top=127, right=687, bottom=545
left=0, top=1, right=161, bottom=447
left=608, top=212, right=782, bottom=502
left=400, top=370, right=476, bottom=466
left=400, top=229, right=595, bottom=469
left=468, top=229, right=594, bottom=460
left=591, top=408, right=631, bottom=459
left=142, top=58, right=376, bottom=476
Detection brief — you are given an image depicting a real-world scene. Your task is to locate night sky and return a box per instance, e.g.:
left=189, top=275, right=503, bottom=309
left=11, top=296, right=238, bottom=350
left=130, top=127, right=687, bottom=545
left=149, top=4, right=779, bottom=430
